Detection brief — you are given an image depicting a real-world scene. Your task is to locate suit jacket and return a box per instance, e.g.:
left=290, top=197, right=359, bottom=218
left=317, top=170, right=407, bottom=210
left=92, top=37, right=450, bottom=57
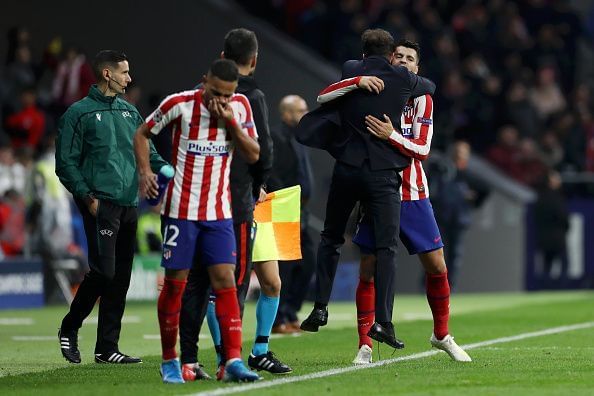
left=297, top=55, right=436, bottom=171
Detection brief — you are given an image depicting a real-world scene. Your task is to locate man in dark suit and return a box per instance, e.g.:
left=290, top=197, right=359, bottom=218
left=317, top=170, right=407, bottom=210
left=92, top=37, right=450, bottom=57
left=267, top=95, right=316, bottom=333
left=298, top=29, right=436, bottom=349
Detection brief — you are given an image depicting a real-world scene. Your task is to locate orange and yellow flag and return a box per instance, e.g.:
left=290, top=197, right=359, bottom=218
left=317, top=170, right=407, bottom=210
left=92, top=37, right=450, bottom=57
left=252, top=185, right=302, bottom=262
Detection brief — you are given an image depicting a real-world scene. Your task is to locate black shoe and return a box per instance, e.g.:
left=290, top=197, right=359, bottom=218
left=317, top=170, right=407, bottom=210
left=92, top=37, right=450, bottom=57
left=248, top=351, right=292, bottom=374
left=300, top=307, right=328, bottom=332
left=94, top=351, right=143, bottom=364
left=367, top=322, right=405, bottom=349
left=58, top=328, right=81, bottom=364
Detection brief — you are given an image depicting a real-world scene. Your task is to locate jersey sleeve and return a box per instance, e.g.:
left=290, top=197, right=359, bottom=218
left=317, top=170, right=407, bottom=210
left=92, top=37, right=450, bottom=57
left=233, top=94, right=258, bottom=139
left=317, top=76, right=362, bottom=104
left=388, top=94, right=434, bottom=161
left=145, top=92, right=192, bottom=135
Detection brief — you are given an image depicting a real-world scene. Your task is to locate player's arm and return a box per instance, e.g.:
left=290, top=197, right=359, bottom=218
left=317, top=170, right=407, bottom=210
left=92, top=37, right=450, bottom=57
left=317, top=76, right=385, bottom=104
left=365, top=95, right=434, bottom=161
left=134, top=94, right=182, bottom=198
left=211, top=98, right=260, bottom=164
left=248, top=92, right=273, bottom=197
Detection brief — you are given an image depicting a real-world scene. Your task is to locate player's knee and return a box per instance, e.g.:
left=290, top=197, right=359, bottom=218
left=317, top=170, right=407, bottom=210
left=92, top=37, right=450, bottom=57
left=421, top=249, right=447, bottom=274
left=260, top=276, right=281, bottom=297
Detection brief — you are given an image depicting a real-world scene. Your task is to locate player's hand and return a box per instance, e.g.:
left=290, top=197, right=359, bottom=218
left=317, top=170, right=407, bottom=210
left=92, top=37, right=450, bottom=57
left=358, top=76, right=384, bottom=94
left=209, top=98, right=234, bottom=121
left=365, top=114, right=394, bottom=140
left=87, top=198, right=99, bottom=217
left=139, top=171, right=159, bottom=199
left=257, top=187, right=267, bottom=203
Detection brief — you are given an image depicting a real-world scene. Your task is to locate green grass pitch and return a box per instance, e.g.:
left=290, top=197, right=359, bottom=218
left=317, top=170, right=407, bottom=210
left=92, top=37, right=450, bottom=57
left=1, top=291, right=593, bottom=395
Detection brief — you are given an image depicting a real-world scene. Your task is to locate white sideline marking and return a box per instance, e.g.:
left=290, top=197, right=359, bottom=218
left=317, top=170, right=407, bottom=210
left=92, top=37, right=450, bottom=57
left=185, top=321, right=594, bottom=396
left=0, top=318, right=34, bottom=325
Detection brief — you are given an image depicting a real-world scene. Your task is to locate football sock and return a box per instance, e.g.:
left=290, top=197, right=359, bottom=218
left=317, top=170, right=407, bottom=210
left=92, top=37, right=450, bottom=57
left=214, top=287, right=242, bottom=361
left=157, top=277, right=187, bottom=360
left=426, top=272, right=450, bottom=340
left=252, top=294, right=280, bottom=356
left=356, top=278, right=375, bottom=348
left=206, top=298, right=223, bottom=365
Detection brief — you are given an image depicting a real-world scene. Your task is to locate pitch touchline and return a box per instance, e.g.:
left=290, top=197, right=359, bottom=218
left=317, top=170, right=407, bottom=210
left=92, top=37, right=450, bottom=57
left=184, top=321, right=594, bottom=396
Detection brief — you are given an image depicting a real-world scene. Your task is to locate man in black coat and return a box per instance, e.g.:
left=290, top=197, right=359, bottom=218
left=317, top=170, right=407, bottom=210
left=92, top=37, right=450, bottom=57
left=298, top=29, right=436, bottom=349
left=267, top=95, right=316, bottom=333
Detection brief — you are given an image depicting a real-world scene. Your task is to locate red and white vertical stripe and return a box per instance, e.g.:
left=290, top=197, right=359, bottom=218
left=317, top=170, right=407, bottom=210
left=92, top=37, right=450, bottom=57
left=145, top=89, right=257, bottom=221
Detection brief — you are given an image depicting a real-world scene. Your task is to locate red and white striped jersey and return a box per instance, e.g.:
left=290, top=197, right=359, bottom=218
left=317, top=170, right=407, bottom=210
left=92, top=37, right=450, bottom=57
left=317, top=79, right=434, bottom=201
left=145, top=89, right=257, bottom=221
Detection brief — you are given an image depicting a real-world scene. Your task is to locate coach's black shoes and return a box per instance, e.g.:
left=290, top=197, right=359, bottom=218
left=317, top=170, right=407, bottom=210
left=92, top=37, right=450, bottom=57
left=300, top=305, right=328, bottom=332
left=58, top=328, right=81, bottom=364
left=95, top=351, right=142, bottom=364
left=367, top=322, right=405, bottom=349
left=248, top=351, right=292, bottom=374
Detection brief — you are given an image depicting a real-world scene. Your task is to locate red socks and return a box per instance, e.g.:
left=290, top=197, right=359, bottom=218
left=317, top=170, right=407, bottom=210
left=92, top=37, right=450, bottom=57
left=355, top=278, right=375, bottom=348
left=426, top=272, right=450, bottom=340
left=214, top=287, right=242, bottom=361
left=157, top=277, right=187, bottom=360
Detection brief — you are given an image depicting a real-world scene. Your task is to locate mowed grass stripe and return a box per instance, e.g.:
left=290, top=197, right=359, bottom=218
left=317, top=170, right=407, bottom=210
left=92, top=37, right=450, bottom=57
left=185, top=321, right=594, bottom=396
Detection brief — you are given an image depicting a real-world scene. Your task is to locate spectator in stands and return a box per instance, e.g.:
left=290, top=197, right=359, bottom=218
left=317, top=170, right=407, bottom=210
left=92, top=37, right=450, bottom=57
left=486, top=125, right=523, bottom=179
left=533, top=170, right=569, bottom=288
left=0, top=139, right=26, bottom=195
left=267, top=95, right=315, bottom=334
left=0, top=188, right=25, bottom=256
left=430, top=141, right=489, bottom=288
left=52, top=46, right=94, bottom=111
left=4, top=87, right=46, bottom=151
left=3, top=45, right=36, bottom=111
left=529, top=64, right=566, bottom=122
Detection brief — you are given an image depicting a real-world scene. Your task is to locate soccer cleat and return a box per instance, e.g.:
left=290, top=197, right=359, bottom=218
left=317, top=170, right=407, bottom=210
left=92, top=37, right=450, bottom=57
left=430, top=334, right=472, bottom=362
left=352, top=344, right=373, bottom=365
left=160, top=358, right=185, bottom=384
left=300, top=306, right=328, bottom=332
left=58, top=328, right=81, bottom=364
left=94, top=351, right=142, bottom=364
left=367, top=322, right=405, bottom=349
left=182, top=363, right=212, bottom=381
left=248, top=351, right=292, bottom=374
left=223, top=360, right=261, bottom=382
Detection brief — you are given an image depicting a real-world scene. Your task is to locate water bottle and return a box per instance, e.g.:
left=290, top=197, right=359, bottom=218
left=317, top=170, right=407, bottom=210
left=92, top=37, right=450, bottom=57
left=147, top=164, right=174, bottom=206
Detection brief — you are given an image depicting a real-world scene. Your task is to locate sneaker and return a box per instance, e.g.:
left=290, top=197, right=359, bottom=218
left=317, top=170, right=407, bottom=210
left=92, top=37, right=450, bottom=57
left=352, top=345, right=373, bottom=365
left=160, top=358, right=185, bottom=384
left=248, top=351, right=292, bottom=374
left=58, top=328, right=81, bottom=364
left=430, top=334, right=472, bottom=362
left=95, top=351, right=142, bottom=364
left=223, top=360, right=261, bottom=382
left=182, top=363, right=212, bottom=381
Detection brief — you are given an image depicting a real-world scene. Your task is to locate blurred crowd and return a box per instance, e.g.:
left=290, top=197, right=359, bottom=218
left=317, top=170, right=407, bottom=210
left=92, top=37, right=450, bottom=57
left=0, top=27, right=147, bottom=265
left=239, top=0, right=594, bottom=191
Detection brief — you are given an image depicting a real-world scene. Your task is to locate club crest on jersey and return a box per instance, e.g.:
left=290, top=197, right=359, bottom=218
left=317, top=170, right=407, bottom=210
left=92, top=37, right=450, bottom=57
left=163, top=248, right=172, bottom=260
left=96, top=113, right=102, bottom=121
left=187, top=140, right=231, bottom=157
left=152, top=109, right=163, bottom=123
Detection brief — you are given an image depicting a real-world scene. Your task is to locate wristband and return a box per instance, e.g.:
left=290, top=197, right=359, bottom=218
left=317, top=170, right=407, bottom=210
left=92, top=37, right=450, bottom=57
left=225, top=118, right=238, bottom=129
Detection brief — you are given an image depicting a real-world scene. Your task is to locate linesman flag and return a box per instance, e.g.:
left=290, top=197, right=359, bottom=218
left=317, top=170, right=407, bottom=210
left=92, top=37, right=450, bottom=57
left=252, top=185, right=302, bottom=262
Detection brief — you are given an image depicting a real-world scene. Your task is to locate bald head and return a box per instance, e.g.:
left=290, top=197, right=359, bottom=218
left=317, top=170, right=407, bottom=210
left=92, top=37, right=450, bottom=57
left=279, top=95, right=308, bottom=127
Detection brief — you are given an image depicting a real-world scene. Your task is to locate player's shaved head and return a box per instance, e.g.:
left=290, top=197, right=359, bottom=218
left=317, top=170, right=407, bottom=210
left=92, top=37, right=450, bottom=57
left=279, top=95, right=308, bottom=127
left=208, top=59, right=239, bottom=82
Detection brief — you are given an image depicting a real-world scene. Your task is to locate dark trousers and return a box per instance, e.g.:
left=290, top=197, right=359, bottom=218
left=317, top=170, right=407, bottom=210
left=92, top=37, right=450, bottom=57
left=179, top=219, right=254, bottom=364
left=61, top=199, right=137, bottom=354
left=315, top=161, right=401, bottom=323
left=275, top=210, right=316, bottom=325
left=440, top=223, right=467, bottom=289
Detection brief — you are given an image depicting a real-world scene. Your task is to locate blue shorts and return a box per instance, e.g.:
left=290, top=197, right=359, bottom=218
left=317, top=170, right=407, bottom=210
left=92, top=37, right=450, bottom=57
left=353, top=198, right=444, bottom=255
left=161, top=217, right=236, bottom=270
